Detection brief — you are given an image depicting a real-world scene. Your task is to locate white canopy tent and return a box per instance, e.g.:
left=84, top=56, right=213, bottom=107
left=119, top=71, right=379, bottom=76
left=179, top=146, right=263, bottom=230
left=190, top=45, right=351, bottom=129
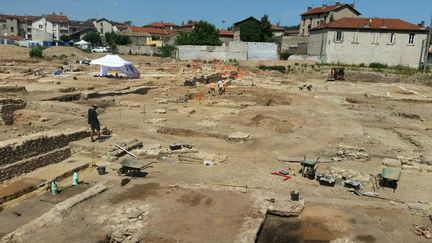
left=90, top=55, right=140, bottom=78
left=74, top=40, right=89, bottom=45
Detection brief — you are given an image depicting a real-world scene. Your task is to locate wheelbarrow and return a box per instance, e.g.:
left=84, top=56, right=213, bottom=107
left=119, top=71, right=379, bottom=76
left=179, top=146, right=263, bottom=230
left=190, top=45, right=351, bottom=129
left=117, top=159, right=155, bottom=177
left=300, top=156, right=319, bottom=179
left=377, top=167, right=402, bottom=191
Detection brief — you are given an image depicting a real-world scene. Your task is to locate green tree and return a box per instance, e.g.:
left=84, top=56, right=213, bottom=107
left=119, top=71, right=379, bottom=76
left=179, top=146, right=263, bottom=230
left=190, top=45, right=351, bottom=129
left=240, top=20, right=263, bottom=42
left=158, top=44, right=175, bottom=57
left=239, top=15, right=275, bottom=42
left=83, top=31, right=102, bottom=47
left=29, top=46, right=44, bottom=58
left=59, top=35, right=71, bottom=43
left=261, top=14, right=274, bottom=42
left=175, top=21, right=221, bottom=46
left=105, top=32, right=130, bottom=46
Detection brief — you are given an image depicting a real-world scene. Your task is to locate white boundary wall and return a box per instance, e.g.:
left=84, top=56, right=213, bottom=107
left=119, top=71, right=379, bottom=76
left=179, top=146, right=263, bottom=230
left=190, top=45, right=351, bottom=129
left=177, top=42, right=277, bottom=61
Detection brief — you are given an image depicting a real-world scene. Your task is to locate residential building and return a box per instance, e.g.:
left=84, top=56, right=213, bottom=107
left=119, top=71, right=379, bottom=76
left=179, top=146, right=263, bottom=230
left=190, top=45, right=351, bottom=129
left=300, top=2, right=361, bottom=36
left=69, top=20, right=95, bottom=34
left=128, top=26, right=176, bottom=46
left=233, top=16, right=261, bottom=42
left=0, top=16, right=18, bottom=37
left=113, top=24, right=129, bottom=33
left=70, top=29, right=97, bottom=42
left=219, top=30, right=234, bottom=44
left=144, top=22, right=178, bottom=30
left=307, top=17, right=428, bottom=68
left=32, top=14, right=69, bottom=41
left=15, top=15, right=39, bottom=40
left=272, top=24, right=286, bottom=37
left=118, top=31, right=151, bottom=46
left=178, top=20, right=199, bottom=32
left=93, top=18, right=113, bottom=34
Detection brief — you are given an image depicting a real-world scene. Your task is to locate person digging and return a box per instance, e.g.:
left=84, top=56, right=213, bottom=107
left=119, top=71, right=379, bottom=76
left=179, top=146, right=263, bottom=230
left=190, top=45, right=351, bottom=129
left=88, top=104, right=101, bottom=142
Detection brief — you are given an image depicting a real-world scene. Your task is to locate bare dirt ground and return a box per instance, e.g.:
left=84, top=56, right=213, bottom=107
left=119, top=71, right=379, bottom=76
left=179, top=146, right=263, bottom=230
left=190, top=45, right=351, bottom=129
left=1, top=46, right=432, bottom=242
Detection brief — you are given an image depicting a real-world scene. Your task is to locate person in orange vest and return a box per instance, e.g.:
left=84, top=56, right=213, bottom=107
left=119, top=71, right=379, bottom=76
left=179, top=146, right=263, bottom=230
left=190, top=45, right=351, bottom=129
left=209, top=82, right=216, bottom=96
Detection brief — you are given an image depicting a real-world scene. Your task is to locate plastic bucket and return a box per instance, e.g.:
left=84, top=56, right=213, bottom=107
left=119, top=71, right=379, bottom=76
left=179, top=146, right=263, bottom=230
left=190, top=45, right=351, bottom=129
left=97, top=166, right=106, bottom=175
left=291, top=190, right=300, bottom=201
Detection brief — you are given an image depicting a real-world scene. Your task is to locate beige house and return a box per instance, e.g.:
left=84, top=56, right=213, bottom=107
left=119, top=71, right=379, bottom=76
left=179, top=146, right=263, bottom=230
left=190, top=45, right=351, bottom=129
left=32, top=15, right=69, bottom=41
left=93, top=18, right=113, bottom=35
left=300, top=2, right=361, bottom=37
left=0, top=16, right=18, bottom=37
left=307, top=18, right=429, bottom=68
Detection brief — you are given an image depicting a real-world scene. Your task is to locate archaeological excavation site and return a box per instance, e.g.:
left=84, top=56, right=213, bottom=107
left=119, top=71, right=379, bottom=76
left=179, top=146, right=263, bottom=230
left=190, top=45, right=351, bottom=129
left=0, top=45, right=432, bottom=243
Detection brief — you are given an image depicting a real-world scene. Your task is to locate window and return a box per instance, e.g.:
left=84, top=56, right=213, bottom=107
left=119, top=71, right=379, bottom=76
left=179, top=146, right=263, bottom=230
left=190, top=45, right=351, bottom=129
left=39, top=24, right=43, bottom=29
left=352, top=32, right=359, bottom=43
left=2, top=24, right=6, bottom=29
left=10, top=27, right=14, bottom=32
left=308, top=24, right=311, bottom=30
left=408, top=34, right=415, bottom=45
left=388, top=33, right=396, bottom=44
left=335, top=31, right=343, bottom=42
left=316, top=21, right=320, bottom=26
left=372, top=33, right=379, bottom=44
left=27, top=28, right=31, bottom=32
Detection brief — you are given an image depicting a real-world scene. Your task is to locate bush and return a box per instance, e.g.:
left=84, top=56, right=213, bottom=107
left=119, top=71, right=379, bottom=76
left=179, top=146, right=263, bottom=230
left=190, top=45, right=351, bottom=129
left=158, top=45, right=175, bottom=58
left=29, top=46, right=44, bottom=58
left=258, top=65, right=287, bottom=73
left=280, top=51, right=290, bottom=60
left=369, top=62, right=387, bottom=69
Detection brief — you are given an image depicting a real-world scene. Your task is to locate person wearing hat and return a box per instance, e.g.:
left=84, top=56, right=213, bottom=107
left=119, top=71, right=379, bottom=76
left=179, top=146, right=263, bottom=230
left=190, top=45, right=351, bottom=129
left=88, top=104, right=101, bottom=142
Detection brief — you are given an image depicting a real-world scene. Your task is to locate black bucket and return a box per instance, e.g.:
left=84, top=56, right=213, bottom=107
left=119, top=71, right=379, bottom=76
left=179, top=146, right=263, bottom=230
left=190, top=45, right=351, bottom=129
left=290, top=190, right=300, bottom=201
left=97, top=166, right=106, bottom=175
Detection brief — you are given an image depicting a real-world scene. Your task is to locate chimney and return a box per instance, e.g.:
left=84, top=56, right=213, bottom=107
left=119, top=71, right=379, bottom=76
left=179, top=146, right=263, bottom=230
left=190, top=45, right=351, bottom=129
left=335, top=2, right=341, bottom=5
left=307, top=6, right=312, bottom=11
left=419, top=21, right=425, bottom=28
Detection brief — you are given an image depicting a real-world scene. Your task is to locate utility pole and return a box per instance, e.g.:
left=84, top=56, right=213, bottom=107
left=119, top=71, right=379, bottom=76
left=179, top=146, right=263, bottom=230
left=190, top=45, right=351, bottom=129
left=423, top=15, right=432, bottom=72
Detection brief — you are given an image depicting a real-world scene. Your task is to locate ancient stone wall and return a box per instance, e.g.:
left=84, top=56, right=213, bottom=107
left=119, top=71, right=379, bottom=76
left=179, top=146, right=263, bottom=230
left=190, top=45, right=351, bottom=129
left=0, top=129, right=89, bottom=167
left=0, top=147, right=71, bottom=181
left=0, top=98, right=26, bottom=125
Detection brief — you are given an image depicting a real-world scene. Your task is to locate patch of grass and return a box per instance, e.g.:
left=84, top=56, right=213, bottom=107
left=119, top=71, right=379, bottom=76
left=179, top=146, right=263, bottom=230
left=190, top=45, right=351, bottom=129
left=257, top=65, right=287, bottom=73
left=369, top=62, right=388, bottom=69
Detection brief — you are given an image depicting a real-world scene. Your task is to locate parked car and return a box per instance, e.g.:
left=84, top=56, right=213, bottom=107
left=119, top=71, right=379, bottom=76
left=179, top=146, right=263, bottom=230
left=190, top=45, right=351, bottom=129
left=91, top=47, right=112, bottom=53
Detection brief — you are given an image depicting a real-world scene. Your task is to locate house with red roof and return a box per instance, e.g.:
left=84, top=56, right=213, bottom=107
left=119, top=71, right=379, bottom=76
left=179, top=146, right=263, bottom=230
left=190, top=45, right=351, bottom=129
left=144, top=21, right=178, bottom=30
left=307, top=17, right=429, bottom=68
left=300, top=2, right=361, bottom=36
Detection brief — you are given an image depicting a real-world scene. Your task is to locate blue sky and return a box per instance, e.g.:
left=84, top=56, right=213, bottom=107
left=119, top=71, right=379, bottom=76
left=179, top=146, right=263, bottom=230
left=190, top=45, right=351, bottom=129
left=1, top=0, right=431, bottom=28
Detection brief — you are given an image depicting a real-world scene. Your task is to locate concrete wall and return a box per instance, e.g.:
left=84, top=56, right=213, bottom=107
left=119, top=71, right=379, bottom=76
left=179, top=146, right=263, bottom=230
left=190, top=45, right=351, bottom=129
left=281, top=36, right=309, bottom=52
left=117, top=45, right=157, bottom=55
left=246, top=42, right=278, bottom=60
left=307, top=30, right=327, bottom=56
left=308, top=29, right=427, bottom=68
left=177, top=42, right=277, bottom=61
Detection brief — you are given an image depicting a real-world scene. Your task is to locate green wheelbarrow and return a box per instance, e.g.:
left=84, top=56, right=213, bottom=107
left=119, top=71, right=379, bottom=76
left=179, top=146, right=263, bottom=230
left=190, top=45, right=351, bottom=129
left=377, top=167, right=402, bottom=191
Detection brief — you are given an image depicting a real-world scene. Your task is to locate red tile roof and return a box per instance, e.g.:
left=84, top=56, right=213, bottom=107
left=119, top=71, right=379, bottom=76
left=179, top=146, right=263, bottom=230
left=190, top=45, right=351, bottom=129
left=145, top=22, right=178, bottom=28
left=271, top=24, right=285, bottom=31
left=129, top=26, right=176, bottom=35
left=180, top=21, right=199, bottom=28
left=302, top=3, right=360, bottom=16
left=322, top=17, right=427, bottom=31
left=45, top=15, right=68, bottom=24
left=219, top=30, right=234, bottom=37
left=0, top=35, right=23, bottom=41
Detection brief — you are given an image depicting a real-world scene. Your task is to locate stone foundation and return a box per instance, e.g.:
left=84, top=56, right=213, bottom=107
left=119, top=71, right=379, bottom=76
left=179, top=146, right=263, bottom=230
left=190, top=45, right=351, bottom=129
left=0, top=147, right=71, bottom=181
left=0, top=98, right=26, bottom=125
left=0, top=129, right=89, bottom=167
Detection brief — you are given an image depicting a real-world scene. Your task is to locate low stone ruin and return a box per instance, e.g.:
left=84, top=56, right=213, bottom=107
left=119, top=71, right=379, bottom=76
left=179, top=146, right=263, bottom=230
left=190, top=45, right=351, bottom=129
left=0, top=98, right=26, bottom=125
left=0, top=128, right=89, bottom=181
left=184, top=73, right=224, bottom=87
